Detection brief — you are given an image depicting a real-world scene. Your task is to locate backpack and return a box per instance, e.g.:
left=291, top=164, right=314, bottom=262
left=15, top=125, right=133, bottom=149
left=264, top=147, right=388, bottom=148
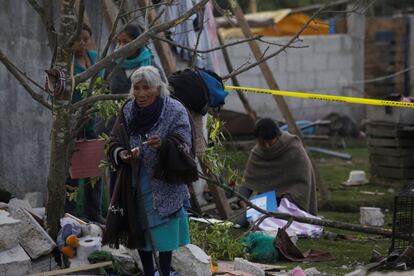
left=168, top=68, right=228, bottom=115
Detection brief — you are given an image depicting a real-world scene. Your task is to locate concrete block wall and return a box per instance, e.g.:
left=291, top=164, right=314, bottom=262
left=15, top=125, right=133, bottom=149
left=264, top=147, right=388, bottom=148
left=0, top=1, right=108, bottom=197
left=0, top=1, right=52, bottom=197
left=219, top=34, right=364, bottom=123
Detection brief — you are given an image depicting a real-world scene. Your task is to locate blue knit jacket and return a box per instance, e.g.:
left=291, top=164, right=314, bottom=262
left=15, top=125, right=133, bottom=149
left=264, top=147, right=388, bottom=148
left=122, top=96, right=192, bottom=218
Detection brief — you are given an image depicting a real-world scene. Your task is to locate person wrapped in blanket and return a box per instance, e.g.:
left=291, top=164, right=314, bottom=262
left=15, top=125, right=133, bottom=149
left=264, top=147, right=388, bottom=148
left=238, top=118, right=318, bottom=226
left=103, top=66, right=196, bottom=276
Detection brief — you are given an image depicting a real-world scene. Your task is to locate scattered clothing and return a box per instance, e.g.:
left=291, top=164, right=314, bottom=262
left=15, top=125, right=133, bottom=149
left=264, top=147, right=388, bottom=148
left=256, top=198, right=323, bottom=238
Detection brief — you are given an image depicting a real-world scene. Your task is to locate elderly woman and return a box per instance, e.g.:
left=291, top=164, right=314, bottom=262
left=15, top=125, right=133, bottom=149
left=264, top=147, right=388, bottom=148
left=104, top=66, right=192, bottom=276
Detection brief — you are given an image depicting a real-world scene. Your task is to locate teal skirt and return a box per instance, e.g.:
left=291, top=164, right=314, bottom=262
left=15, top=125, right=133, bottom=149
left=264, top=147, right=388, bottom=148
left=139, top=213, right=190, bottom=252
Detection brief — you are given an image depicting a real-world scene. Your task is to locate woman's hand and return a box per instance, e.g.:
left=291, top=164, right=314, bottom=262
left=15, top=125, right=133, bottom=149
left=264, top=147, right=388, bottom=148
left=145, top=135, right=162, bottom=149
left=119, top=148, right=139, bottom=163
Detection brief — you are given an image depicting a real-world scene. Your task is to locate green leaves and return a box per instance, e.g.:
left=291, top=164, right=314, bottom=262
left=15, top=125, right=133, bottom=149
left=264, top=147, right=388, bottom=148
left=190, top=221, right=246, bottom=261
left=76, top=77, right=125, bottom=123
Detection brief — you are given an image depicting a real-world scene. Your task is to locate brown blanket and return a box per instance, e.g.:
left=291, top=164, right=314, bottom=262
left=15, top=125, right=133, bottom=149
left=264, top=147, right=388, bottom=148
left=243, top=132, right=317, bottom=215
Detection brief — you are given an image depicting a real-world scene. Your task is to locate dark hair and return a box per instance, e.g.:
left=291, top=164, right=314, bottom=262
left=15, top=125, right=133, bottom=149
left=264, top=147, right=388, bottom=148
left=254, top=118, right=281, bottom=140
left=82, top=24, right=93, bottom=36
left=120, top=24, right=142, bottom=40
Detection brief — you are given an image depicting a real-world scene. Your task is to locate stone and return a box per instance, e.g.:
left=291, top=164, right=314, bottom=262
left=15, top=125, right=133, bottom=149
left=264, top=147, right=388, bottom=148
left=14, top=208, right=56, bottom=259
left=23, top=192, right=44, bottom=208
left=360, top=207, right=384, bottom=226
left=30, top=254, right=59, bottom=273
left=0, top=210, right=21, bottom=251
left=81, top=223, right=103, bottom=238
left=127, top=248, right=144, bottom=272
left=0, top=245, right=31, bottom=276
left=32, top=207, right=45, bottom=219
left=304, top=267, right=322, bottom=275
left=7, top=198, right=33, bottom=217
left=233, top=258, right=265, bottom=276
left=172, top=244, right=211, bottom=276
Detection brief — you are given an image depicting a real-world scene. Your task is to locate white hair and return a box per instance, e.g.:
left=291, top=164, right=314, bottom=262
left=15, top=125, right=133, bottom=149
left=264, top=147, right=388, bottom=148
left=129, top=65, right=170, bottom=98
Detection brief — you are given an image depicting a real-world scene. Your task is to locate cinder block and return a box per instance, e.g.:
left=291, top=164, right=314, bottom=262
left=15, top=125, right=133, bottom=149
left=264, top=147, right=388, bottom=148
left=14, top=208, right=56, bottom=259
left=287, top=54, right=302, bottom=72
left=0, top=210, right=21, bottom=251
left=328, top=54, right=353, bottom=70
left=302, top=54, right=328, bottom=72
left=24, top=192, right=44, bottom=208
left=0, top=245, right=31, bottom=276
left=314, top=35, right=342, bottom=53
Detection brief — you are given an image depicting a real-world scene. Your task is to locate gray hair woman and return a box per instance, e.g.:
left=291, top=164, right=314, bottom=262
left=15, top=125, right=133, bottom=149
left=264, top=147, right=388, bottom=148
left=104, top=65, right=192, bottom=276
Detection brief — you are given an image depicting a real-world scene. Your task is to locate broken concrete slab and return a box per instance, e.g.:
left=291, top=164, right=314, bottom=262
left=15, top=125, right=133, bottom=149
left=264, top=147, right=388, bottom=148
left=30, top=254, right=59, bottom=273
left=127, top=248, right=144, bottom=272
left=102, top=245, right=138, bottom=274
left=172, top=244, right=211, bottom=276
left=24, top=192, right=44, bottom=208
left=14, top=208, right=56, bottom=259
left=0, top=210, right=21, bottom=251
left=0, top=245, right=31, bottom=276
left=32, top=207, right=45, bottom=219
left=7, top=198, right=34, bottom=217
left=233, top=258, right=265, bottom=276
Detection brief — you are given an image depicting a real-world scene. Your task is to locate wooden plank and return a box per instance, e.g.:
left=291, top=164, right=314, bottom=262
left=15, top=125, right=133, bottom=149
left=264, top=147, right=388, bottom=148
left=227, top=0, right=302, bottom=138
left=227, top=0, right=330, bottom=203
left=369, top=146, right=414, bottom=157
left=370, top=176, right=405, bottom=187
left=371, top=166, right=414, bottom=179
left=367, top=137, right=414, bottom=148
left=199, top=160, right=233, bottom=220
left=28, top=261, right=112, bottom=276
left=370, top=154, right=414, bottom=168
left=367, top=125, right=414, bottom=138
left=136, top=0, right=176, bottom=76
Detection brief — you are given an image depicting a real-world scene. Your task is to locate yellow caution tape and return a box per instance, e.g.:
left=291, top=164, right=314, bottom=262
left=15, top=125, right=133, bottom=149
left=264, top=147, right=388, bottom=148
left=224, top=85, right=414, bottom=109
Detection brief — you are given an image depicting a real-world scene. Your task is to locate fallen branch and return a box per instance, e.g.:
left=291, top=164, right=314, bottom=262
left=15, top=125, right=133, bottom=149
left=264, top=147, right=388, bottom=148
left=199, top=174, right=393, bottom=237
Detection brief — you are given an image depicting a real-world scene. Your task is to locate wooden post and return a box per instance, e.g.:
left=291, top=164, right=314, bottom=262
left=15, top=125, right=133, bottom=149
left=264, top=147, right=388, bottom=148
left=217, top=32, right=257, bottom=122
left=227, top=0, right=331, bottom=202
left=227, top=0, right=302, bottom=138
left=200, top=160, right=233, bottom=219
left=136, top=0, right=176, bottom=76
left=250, top=0, right=257, bottom=13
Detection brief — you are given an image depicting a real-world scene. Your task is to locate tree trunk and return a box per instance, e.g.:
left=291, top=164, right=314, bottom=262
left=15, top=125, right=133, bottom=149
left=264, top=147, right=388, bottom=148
left=45, top=0, right=76, bottom=240
left=46, top=107, right=71, bottom=239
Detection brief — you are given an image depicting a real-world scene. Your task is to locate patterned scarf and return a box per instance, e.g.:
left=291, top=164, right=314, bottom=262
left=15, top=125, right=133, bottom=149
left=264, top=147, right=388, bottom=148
left=127, top=97, right=163, bottom=136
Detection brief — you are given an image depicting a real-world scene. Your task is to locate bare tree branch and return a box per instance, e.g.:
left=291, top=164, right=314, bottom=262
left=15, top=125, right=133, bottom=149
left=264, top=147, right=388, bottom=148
left=27, top=0, right=57, bottom=52
left=27, top=0, right=45, bottom=17
left=150, top=34, right=264, bottom=54
left=67, top=0, right=85, bottom=47
left=222, top=6, right=325, bottom=80
left=100, top=0, right=126, bottom=60
left=0, top=49, right=52, bottom=110
left=200, top=174, right=393, bottom=237
left=74, top=0, right=209, bottom=85
left=120, top=1, right=174, bottom=18
left=72, top=94, right=128, bottom=109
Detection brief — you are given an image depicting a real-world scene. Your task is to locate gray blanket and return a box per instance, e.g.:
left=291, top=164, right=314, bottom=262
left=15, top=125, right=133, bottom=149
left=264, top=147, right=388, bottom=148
left=243, top=132, right=317, bottom=215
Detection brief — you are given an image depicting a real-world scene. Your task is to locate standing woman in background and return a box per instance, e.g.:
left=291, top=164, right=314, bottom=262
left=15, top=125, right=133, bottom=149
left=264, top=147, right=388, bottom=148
left=103, top=24, right=155, bottom=198
left=66, top=24, right=105, bottom=224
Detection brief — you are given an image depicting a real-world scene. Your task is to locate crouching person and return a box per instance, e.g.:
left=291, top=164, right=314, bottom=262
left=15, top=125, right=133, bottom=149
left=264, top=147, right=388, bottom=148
left=103, top=66, right=195, bottom=276
left=238, top=118, right=318, bottom=220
